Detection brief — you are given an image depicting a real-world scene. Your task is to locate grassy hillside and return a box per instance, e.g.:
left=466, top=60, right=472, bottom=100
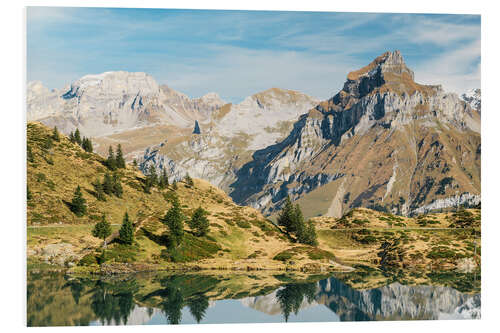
left=26, top=122, right=338, bottom=272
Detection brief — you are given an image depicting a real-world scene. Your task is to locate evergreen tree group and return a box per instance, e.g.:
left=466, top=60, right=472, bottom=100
left=69, top=128, right=93, bottom=152
left=119, top=212, right=134, bottom=245
left=92, top=214, right=112, bottom=247
left=188, top=207, right=209, bottom=237
left=162, top=195, right=184, bottom=247
left=97, top=172, right=123, bottom=198
left=105, top=144, right=126, bottom=170
left=70, top=185, right=87, bottom=217
left=158, top=168, right=169, bottom=189
left=277, top=196, right=318, bottom=246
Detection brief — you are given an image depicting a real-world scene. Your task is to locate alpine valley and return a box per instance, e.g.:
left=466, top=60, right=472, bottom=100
left=26, top=51, right=481, bottom=325
left=28, top=51, right=481, bottom=219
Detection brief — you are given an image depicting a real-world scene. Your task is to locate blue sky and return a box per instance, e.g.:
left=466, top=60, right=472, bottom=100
left=27, top=7, right=480, bottom=103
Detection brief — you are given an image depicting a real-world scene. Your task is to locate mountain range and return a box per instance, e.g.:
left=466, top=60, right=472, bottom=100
left=27, top=50, right=481, bottom=218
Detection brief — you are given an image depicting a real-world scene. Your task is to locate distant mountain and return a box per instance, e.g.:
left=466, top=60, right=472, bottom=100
left=27, top=71, right=225, bottom=137
left=461, top=88, right=481, bottom=113
left=230, top=51, right=480, bottom=217
left=139, top=88, right=319, bottom=191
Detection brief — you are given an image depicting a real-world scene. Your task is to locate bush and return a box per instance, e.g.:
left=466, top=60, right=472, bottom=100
left=235, top=219, right=251, bottom=228
left=273, top=251, right=293, bottom=262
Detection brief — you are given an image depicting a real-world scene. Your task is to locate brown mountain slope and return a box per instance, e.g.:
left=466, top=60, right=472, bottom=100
left=230, top=51, right=480, bottom=218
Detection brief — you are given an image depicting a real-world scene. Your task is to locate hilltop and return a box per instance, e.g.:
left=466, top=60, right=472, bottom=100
left=26, top=122, right=340, bottom=273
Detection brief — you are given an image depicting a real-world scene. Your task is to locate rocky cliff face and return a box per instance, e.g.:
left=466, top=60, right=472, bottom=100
left=138, top=88, right=319, bottom=191
left=27, top=71, right=225, bottom=137
left=461, top=88, right=481, bottom=114
left=230, top=51, right=481, bottom=217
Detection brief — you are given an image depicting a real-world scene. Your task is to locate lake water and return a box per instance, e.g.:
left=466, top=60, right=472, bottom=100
left=27, top=270, right=480, bottom=326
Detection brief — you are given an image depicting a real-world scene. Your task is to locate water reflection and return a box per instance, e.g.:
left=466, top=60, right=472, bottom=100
left=26, top=271, right=480, bottom=326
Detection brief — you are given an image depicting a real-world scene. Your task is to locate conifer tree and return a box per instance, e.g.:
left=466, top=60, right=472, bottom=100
left=148, top=165, right=158, bottom=185
left=74, top=128, right=82, bottom=146
left=70, top=185, right=87, bottom=217
left=277, top=196, right=296, bottom=234
left=119, top=212, right=134, bottom=245
left=103, top=173, right=114, bottom=195
left=93, top=178, right=106, bottom=201
left=172, top=180, right=178, bottom=190
left=92, top=214, right=112, bottom=247
left=162, top=195, right=184, bottom=247
left=106, top=146, right=117, bottom=170
left=188, top=207, right=210, bottom=237
left=159, top=168, right=169, bottom=189
left=133, top=159, right=138, bottom=167
left=112, top=173, right=123, bottom=198
left=116, top=144, right=126, bottom=169
left=69, top=131, right=75, bottom=143
left=82, top=137, right=93, bottom=153
left=185, top=173, right=194, bottom=187
left=52, top=126, right=60, bottom=141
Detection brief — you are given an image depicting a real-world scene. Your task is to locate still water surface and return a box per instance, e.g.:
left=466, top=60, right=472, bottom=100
left=27, top=271, right=480, bottom=326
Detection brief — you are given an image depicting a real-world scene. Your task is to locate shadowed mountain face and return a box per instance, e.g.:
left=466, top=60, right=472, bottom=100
left=230, top=51, right=481, bottom=217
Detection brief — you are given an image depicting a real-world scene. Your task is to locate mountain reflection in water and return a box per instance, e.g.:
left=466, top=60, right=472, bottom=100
left=27, top=271, right=480, bottom=326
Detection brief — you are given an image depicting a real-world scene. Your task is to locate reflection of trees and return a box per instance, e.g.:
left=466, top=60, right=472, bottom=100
left=89, top=279, right=138, bottom=325
left=276, top=282, right=317, bottom=322
left=160, top=286, right=184, bottom=324
left=187, top=293, right=209, bottom=323
left=63, top=279, right=85, bottom=305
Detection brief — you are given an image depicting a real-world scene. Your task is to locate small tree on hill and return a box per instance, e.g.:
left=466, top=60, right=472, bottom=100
left=103, top=173, right=114, bottom=195
left=93, top=178, right=106, bottom=201
left=297, top=221, right=318, bottom=246
left=277, top=196, right=296, bottom=234
left=162, top=195, right=184, bottom=247
left=159, top=168, right=169, bottom=189
left=172, top=180, right=178, bottom=190
left=188, top=207, right=209, bottom=237
left=144, top=165, right=157, bottom=193
left=69, top=131, right=76, bottom=143
left=106, top=146, right=117, bottom=170
left=92, top=214, right=112, bottom=248
left=112, top=173, right=123, bottom=198
left=116, top=144, right=126, bottom=169
left=119, top=212, right=134, bottom=245
left=185, top=173, right=194, bottom=187
left=74, top=128, right=82, bottom=146
left=52, top=126, right=60, bottom=142
left=70, top=185, right=87, bottom=217
left=82, top=137, right=93, bottom=153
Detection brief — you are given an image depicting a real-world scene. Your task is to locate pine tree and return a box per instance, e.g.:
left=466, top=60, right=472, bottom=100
left=116, top=144, right=126, bottom=169
left=106, top=146, right=117, bottom=170
left=303, top=221, right=318, bottom=246
left=103, top=173, right=114, bottom=195
left=69, top=131, right=75, bottom=143
left=82, top=137, right=93, bottom=153
left=92, top=214, right=112, bottom=247
left=148, top=165, right=158, bottom=185
left=52, top=126, right=60, bottom=141
left=185, top=173, right=194, bottom=187
left=172, top=180, right=178, bottom=190
left=74, top=128, right=82, bottom=146
left=119, top=212, right=134, bottom=245
left=112, top=173, right=123, bottom=198
left=162, top=195, right=184, bottom=247
left=188, top=207, right=209, bottom=237
left=159, top=168, right=169, bottom=189
left=93, top=178, right=106, bottom=201
left=132, top=159, right=138, bottom=168
left=277, top=196, right=296, bottom=234
left=70, top=185, right=87, bottom=217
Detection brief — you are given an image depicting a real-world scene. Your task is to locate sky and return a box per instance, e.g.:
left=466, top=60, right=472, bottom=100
left=27, top=7, right=481, bottom=103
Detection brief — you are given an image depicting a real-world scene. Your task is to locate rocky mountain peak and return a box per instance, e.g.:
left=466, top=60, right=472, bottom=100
left=347, top=50, right=413, bottom=82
